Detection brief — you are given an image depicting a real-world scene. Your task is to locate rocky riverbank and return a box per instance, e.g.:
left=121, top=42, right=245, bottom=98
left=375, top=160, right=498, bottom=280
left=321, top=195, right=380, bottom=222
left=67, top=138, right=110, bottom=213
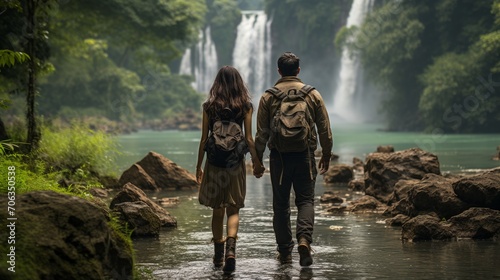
left=321, top=147, right=500, bottom=242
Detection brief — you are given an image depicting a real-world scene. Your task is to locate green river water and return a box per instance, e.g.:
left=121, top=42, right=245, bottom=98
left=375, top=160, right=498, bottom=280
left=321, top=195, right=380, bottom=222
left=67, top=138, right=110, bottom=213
left=116, top=123, right=500, bottom=279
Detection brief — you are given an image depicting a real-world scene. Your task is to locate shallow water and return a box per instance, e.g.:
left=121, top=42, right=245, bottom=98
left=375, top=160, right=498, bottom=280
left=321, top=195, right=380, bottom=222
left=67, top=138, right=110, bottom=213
left=117, top=126, right=500, bottom=279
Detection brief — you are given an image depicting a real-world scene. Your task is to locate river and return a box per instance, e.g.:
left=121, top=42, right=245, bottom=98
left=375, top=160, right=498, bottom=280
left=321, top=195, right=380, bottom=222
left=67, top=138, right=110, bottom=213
left=116, top=123, right=500, bottom=279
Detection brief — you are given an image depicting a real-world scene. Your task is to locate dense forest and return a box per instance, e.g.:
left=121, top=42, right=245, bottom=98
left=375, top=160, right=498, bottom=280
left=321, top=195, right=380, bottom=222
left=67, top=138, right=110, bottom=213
left=1, top=0, right=500, bottom=148
left=352, top=0, right=500, bottom=132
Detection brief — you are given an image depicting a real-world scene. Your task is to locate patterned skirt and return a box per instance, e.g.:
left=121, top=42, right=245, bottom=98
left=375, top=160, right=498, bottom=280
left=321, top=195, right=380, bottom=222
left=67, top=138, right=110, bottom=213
left=198, top=159, right=246, bottom=209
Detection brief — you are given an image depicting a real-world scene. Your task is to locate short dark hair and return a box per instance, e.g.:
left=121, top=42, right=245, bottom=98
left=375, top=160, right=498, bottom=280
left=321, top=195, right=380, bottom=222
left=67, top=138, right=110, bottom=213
left=277, top=52, right=300, bottom=76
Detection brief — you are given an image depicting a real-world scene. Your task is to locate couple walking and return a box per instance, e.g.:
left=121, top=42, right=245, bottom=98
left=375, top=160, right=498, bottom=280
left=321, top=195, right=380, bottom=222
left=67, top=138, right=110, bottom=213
left=195, top=52, right=333, bottom=273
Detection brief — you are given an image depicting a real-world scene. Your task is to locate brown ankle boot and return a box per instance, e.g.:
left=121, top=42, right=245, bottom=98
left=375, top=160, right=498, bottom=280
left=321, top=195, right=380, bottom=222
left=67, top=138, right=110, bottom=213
left=223, top=237, right=236, bottom=272
left=213, top=240, right=225, bottom=267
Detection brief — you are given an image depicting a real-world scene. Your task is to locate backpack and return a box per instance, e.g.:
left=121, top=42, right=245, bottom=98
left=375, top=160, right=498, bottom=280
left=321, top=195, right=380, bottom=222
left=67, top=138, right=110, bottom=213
left=267, top=84, right=315, bottom=153
left=204, top=108, right=249, bottom=168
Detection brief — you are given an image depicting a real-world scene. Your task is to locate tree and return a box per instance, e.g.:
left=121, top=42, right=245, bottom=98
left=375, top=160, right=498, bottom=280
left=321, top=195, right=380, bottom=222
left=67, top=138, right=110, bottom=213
left=356, top=0, right=496, bottom=131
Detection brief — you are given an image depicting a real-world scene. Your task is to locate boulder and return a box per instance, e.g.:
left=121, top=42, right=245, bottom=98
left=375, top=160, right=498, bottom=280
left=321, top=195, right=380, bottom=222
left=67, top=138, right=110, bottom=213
left=324, top=164, right=354, bottom=184
left=452, top=168, right=500, bottom=210
left=376, top=145, right=394, bottom=153
left=118, top=152, right=198, bottom=191
left=401, top=208, right=500, bottom=242
left=119, top=163, right=159, bottom=191
left=364, top=147, right=441, bottom=203
left=385, top=214, right=411, bottom=226
left=385, top=174, right=469, bottom=219
left=110, top=183, right=177, bottom=227
left=0, top=191, right=133, bottom=279
left=348, top=179, right=365, bottom=192
left=112, top=201, right=161, bottom=237
left=349, top=195, right=387, bottom=213
left=131, top=151, right=198, bottom=190
left=352, top=157, right=364, bottom=172
left=401, top=214, right=454, bottom=242
left=447, top=207, right=500, bottom=239
left=319, top=191, right=344, bottom=204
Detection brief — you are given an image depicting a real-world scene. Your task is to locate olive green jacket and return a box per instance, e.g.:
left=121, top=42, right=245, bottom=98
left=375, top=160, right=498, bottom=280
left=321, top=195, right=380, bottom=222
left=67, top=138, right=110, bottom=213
left=255, top=76, right=333, bottom=162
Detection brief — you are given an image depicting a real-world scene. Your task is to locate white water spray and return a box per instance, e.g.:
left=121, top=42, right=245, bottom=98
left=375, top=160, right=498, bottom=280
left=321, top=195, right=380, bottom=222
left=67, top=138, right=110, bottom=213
left=333, top=0, right=374, bottom=123
left=232, top=11, right=272, bottom=100
left=179, top=26, right=218, bottom=93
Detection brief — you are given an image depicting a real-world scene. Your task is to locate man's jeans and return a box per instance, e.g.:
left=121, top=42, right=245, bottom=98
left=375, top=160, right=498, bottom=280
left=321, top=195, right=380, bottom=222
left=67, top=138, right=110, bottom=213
left=269, top=149, right=317, bottom=255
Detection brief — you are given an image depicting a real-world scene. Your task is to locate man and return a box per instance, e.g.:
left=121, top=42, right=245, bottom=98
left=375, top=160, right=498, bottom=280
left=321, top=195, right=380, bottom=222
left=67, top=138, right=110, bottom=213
left=254, top=52, right=333, bottom=266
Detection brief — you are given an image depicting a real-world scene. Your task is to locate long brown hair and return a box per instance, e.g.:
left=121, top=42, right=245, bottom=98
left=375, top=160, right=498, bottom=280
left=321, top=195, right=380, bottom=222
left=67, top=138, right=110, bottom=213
left=203, top=66, right=252, bottom=121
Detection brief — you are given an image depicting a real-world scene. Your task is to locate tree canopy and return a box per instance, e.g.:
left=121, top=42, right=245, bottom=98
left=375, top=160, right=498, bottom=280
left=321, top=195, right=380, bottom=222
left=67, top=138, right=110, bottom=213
left=356, top=0, right=500, bottom=132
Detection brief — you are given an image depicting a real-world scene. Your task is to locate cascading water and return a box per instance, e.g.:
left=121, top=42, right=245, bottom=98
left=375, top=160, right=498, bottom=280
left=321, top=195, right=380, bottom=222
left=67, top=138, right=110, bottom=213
left=232, top=11, right=272, bottom=100
left=179, top=26, right=218, bottom=93
left=333, top=0, right=374, bottom=123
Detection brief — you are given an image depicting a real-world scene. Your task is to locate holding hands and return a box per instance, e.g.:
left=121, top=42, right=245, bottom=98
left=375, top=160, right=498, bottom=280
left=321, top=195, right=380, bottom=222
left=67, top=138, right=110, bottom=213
left=253, top=164, right=265, bottom=178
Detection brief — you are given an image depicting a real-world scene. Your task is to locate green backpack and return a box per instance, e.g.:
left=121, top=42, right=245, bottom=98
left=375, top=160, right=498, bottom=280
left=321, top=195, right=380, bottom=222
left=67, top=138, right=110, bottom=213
left=266, top=84, right=315, bottom=153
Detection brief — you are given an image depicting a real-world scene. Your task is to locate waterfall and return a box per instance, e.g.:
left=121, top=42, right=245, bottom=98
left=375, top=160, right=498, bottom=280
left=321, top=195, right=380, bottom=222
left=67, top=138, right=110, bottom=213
left=178, top=26, right=218, bottom=93
left=333, top=0, right=374, bottom=123
left=232, top=11, right=272, bottom=100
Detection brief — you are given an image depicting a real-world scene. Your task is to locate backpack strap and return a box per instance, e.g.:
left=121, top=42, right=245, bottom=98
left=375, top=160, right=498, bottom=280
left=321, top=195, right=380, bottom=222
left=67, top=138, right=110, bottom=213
left=299, top=84, right=315, bottom=95
left=265, top=87, right=287, bottom=100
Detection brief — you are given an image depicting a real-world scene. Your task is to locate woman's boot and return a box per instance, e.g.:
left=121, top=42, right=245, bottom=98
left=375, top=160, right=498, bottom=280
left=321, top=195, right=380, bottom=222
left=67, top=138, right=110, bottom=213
left=223, top=237, right=236, bottom=272
left=213, top=240, right=225, bottom=267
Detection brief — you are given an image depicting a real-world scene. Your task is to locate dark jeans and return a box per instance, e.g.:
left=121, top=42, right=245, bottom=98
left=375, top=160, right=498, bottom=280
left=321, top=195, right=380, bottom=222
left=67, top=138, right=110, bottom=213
left=269, top=149, right=317, bottom=255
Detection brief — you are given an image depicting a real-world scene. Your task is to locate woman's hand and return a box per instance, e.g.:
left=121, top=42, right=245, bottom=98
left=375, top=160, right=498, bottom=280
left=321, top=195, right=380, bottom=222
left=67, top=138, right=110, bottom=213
left=253, top=164, right=265, bottom=178
left=196, top=167, right=204, bottom=183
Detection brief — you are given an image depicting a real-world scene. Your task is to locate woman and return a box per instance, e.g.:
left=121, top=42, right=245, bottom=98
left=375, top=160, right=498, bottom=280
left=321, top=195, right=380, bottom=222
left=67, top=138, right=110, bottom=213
left=195, top=66, right=264, bottom=272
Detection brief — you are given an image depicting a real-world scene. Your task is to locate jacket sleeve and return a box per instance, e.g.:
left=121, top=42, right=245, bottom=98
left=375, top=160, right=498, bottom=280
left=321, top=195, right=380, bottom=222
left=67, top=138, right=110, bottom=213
left=255, top=94, right=271, bottom=162
left=313, top=91, right=333, bottom=156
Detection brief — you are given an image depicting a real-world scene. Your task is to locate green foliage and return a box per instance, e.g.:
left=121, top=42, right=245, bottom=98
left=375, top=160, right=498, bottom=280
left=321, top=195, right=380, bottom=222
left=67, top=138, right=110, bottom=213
left=0, top=50, right=30, bottom=67
left=0, top=139, right=19, bottom=155
left=0, top=154, right=64, bottom=194
left=356, top=0, right=499, bottom=132
left=37, top=123, right=119, bottom=176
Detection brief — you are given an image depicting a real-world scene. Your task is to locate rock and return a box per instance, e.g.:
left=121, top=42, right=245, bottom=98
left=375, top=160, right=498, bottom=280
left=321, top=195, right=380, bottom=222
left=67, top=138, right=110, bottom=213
left=452, top=167, right=500, bottom=210
left=0, top=191, right=133, bottom=279
left=401, top=208, right=500, bottom=242
left=110, top=183, right=177, bottom=227
left=348, top=179, right=365, bottom=192
left=447, top=207, right=500, bottom=239
left=385, top=214, right=411, bottom=226
left=324, top=164, right=354, bottom=184
left=90, top=187, right=109, bottom=198
left=119, top=163, right=159, bottom=191
left=112, top=201, right=161, bottom=237
left=157, top=196, right=181, bottom=207
left=349, top=195, right=387, bottom=213
left=364, top=147, right=441, bottom=203
left=320, top=191, right=344, bottom=204
left=136, top=151, right=198, bottom=190
left=376, top=145, right=394, bottom=153
left=387, top=178, right=420, bottom=205
left=325, top=204, right=348, bottom=214
left=402, top=214, right=454, bottom=242
left=352, top=157, right=364, bottom=172
left=385, top=174, right=469, bottom=219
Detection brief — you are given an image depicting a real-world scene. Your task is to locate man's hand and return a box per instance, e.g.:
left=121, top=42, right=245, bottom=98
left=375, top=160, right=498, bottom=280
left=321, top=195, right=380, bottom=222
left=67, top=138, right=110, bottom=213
left=253, top=164, right=265, bottom=178
left=318, top=155, right=331, bottom=175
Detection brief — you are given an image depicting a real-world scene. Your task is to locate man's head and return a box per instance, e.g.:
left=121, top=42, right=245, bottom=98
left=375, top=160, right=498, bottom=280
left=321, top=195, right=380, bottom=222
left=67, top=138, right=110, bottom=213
left=277, top=52, right=300, bottom=77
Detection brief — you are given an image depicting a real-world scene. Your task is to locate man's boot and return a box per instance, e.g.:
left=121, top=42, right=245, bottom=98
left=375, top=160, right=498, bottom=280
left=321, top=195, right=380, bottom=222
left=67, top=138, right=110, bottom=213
left=213, top=240, right=225, bottom=267
left=223, top=237, right=236, bottom=272
left=298, top=236, right=313, bottom=266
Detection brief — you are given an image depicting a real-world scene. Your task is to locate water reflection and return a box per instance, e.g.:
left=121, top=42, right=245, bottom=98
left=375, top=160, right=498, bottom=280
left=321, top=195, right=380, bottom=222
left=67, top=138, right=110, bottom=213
left=132, top=176, right=500, bottom=279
